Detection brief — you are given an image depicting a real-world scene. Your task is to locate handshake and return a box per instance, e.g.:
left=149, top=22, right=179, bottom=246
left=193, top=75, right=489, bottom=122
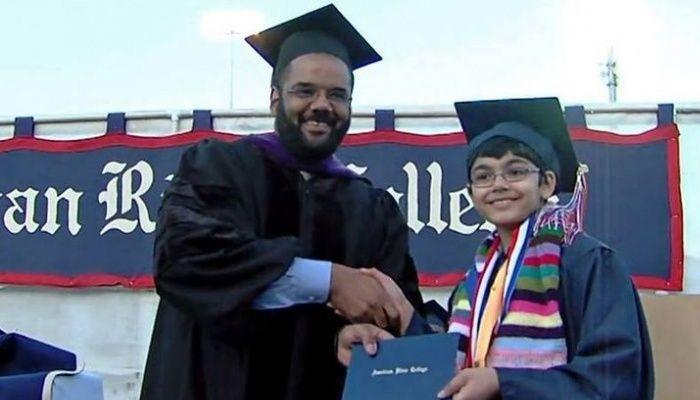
left=327, top=264, right=415, bottom=336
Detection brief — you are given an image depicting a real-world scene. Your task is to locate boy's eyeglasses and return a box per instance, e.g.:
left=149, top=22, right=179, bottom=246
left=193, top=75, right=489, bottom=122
left=469, top=167, right=540, bottom=188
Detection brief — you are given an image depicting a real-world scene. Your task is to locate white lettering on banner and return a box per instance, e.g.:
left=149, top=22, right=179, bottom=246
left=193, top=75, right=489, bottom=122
left=449, top=187, right=495, bottom=234
left=41, top=188, right=84, bottom=235
left=100, top=162, right=123, bottom=221
left=98, top=161, right=156, bottom=235
left=403, top=162, right=426, bottom=233
left=3, top=188, right=40, bottom=234
left=346, top=163, right=368, bottom=175
left=0, top=159, right=490, bottom=238
left=426, top=162, right=448, bottom=234
left=161, top=174, right=175, bottom=197
left=386, top=161, right=493, bottom=235
left=386, top=187, right=405, bottom=204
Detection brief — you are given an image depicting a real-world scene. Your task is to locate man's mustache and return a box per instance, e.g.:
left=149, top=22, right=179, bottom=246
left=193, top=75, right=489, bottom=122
left=300, top=111, right=336, bottom=125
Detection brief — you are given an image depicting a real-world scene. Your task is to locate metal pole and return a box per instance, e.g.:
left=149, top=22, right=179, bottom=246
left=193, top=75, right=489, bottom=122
left=605, top=49, right=619, bottom=103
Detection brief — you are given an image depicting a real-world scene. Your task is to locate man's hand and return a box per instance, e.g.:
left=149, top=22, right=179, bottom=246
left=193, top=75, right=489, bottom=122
left=437, top=367, right=500, bottom=400
left=328, top=264, right=400, bottom=330
left=336, top=323, right=394, bottom=367
left=360, top=268, right=415, bottom=335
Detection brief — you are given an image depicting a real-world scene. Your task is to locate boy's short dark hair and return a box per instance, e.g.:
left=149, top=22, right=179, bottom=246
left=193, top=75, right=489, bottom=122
left=468, top=136, right=553, bottom=184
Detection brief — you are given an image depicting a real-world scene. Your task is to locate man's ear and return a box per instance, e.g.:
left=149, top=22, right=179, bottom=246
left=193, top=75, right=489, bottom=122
left=270, top=86, right=280, bottom=114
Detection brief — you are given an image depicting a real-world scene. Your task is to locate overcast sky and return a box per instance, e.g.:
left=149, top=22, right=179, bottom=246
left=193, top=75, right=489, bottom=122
left=1, top=0, right=698, bottom=118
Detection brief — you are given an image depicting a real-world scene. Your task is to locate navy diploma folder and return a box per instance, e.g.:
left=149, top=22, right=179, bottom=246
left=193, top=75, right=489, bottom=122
left=342, top=333, right=459, bottom=400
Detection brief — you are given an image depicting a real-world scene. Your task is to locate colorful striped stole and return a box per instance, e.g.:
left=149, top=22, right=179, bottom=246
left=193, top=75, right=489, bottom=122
left=448, top=213, right=568, bottom=369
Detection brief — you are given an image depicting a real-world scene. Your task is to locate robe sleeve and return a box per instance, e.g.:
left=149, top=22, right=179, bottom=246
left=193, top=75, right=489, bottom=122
left=404, top=312, right=437, bottom=336
left=495, top=236, right=654, bottom=399
left=374, top=191, right=425, bottom=314
left=403, top=297, right=453, bottom=336
left=153, top=140, right=303, bottom=337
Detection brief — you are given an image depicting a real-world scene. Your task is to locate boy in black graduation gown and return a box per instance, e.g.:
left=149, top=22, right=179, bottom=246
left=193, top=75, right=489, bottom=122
left=140, top=5, right=423, bottom=400
left=337, top=98, right=654, bottom=399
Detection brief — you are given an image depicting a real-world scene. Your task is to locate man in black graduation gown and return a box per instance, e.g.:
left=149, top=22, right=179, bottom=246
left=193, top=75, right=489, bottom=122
left=140, top=5, right=423, bottom=400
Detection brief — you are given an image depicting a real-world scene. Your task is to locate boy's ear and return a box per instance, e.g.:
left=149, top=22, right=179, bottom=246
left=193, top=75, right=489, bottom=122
left=540, top=170, right=558, bottom=200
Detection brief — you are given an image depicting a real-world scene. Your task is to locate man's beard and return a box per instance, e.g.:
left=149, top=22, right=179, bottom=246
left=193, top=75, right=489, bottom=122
left=274, top=98, right=351, bottom=162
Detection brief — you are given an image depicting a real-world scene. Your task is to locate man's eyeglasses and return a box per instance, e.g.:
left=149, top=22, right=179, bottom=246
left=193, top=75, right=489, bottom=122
left=286, top=86, right=351, bottom=106
left=469, top=167, right=540, bottom=188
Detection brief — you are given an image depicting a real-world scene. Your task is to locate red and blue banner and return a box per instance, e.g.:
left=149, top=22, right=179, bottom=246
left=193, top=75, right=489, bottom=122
left=0, top=124, right=683, bottom=290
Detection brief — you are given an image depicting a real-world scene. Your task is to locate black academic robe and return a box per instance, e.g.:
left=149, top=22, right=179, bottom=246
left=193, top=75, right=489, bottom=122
left=406, top=233, right=654, bottom=399
left=140, top=138, right=423, bottom=400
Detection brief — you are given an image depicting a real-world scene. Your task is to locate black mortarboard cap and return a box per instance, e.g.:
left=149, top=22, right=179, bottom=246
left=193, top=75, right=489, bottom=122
left=454, top=97, right=579, bottom=193
left=245, top=4, right=381, bottom=76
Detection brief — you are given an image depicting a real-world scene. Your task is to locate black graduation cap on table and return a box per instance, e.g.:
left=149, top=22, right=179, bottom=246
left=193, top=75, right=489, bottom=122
left=454, top=97, right=579, bottom=193
left=245, top=4, right=382, bottom=74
